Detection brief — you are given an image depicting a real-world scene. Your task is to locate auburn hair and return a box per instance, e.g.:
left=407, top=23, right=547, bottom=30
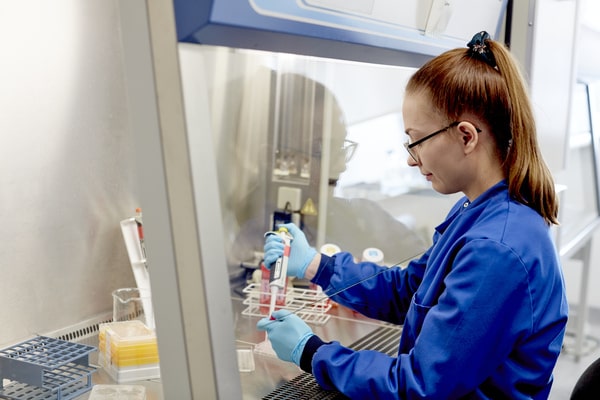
left=405, top=39, right=559, bottom=225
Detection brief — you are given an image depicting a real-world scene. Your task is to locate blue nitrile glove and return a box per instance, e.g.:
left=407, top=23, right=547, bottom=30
left=263, top=234, right=285, bottom=271
left=256, top=309, right=314, bottom=365
left=263, top=223, right=317, bottom=279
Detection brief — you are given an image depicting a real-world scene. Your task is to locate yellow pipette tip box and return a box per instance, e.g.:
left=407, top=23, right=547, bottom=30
left=98, top=320, right=160, bottom=383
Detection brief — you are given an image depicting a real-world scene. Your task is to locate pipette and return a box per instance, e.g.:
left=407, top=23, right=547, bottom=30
left=254, top=227, right=293, bottom=356
left=264, top=227, right=293, bottom=319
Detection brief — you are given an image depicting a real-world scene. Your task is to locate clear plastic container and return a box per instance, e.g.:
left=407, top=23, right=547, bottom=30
left=89, top=384, right=146, bottom=399
left=112, top=288, right=154, bottom=328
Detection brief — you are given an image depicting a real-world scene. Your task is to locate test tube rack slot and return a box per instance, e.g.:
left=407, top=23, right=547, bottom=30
left=241, top=283, right=332, bottom=325
left=0, top=336, right=96, bottom=400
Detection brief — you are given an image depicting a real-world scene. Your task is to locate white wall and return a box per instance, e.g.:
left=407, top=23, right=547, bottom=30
left=577, top=1, right=600, bottom=79
left=0, top=1, right=137, bottom=345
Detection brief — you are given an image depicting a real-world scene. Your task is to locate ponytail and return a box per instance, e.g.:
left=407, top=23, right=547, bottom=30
left=487, top=40, right=559, bottom=225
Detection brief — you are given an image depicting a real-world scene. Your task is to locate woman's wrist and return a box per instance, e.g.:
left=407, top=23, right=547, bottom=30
left=303, top=253, right=321, bottom=281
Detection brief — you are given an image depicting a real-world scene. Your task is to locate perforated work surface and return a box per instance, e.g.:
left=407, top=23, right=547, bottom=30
left=262, top=325, right=402, bottom=400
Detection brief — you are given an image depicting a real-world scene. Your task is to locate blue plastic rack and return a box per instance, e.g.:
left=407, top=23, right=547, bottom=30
left=0, top=336, right=96, bottom=400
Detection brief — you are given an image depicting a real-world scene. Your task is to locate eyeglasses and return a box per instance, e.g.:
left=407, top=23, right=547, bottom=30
left=342, top=139, right=358, bottom=162
left=403, top=121, right=460, bottom=163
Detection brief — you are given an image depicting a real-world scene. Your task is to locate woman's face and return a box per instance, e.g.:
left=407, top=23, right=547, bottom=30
left=402, top=92, right=471, bottom=196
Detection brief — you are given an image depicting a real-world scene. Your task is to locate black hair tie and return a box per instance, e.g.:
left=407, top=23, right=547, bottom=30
left=467, top=31, right=497, bottom=69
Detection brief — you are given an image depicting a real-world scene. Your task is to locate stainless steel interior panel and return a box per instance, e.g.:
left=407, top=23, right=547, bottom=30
left=0, top=0, right=137, bottom=347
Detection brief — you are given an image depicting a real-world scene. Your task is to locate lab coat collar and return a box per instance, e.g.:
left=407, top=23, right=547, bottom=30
left=434, top=179, right=508, bottom=235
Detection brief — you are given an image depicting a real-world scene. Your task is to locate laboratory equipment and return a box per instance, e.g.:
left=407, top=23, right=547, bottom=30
left=118, top=1, right=514, bottom=397
left=262, top=324, right=402, bottom=400
left=0, top=336, right=96, bottom=400
left=112, top=287, right=154, bottom=329
left=120, top=214, right=154, bottom=330
left=258, top=263, right=286, bottom=314
left=175, top=0, right=508, bottom=66
left=254, top=227, right=294, bottom=356
left=236, top=346, right=255, bottom=373
left=320, top=243, right=341, bottom=256
left=362, top=247, right=385, bottom=264
left=265, top=227, right=293, bottom=318
left=88, top=384, right=146, bottom=400
left=242, top=284, right=332, bottom=326
left=98, top=320, right=160, bottom=383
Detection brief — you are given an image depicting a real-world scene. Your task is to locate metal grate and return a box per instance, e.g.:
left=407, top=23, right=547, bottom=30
left=262, top=324, right=402, bottom=400
left=263, top=373, right=347, bottom=400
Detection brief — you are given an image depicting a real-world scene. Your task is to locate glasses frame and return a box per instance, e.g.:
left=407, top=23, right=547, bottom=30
left=403, top=121, right=481, bottom=163
left=342, top=139, right=358, bottom=162
left=403, top=121, right=460, bottom=162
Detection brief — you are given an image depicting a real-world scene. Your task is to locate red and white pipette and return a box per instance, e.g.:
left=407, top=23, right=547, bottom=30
left=265, top=227, right=293, bottom=319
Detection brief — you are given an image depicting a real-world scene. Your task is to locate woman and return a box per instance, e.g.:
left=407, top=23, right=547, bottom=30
left=258, top=31, right=568, bottom=399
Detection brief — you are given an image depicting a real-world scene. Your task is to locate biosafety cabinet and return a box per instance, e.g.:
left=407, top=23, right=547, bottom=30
left=117, top=0, right=584, bottom=398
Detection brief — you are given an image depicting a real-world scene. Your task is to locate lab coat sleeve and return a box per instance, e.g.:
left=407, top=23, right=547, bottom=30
left=312, top=251, right=429, bottom=324
left=310, top=240, right=551, bottom=399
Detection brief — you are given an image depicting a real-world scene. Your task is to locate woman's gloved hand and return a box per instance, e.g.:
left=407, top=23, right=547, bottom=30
left=263, top=223, right=317, bottom=279
left=256, top=309, right=314, bottom=365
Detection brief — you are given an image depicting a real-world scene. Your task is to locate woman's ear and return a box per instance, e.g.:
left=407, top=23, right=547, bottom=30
left=458, top=121, right=479, bottom=154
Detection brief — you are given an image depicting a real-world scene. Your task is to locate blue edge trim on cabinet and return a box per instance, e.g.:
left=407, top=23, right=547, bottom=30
left=173, top=0, right=507, bottom=67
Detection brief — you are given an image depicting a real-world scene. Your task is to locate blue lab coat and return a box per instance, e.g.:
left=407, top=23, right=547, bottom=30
left=304, top=181, right=568, bottom=399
